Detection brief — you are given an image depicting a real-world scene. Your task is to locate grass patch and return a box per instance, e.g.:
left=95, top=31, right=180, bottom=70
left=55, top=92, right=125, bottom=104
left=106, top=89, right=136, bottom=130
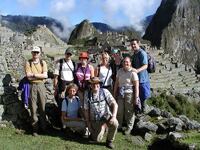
left=147, top=92, right=200, bottom=122
left=180, top=131, right=200, bottom=149
left=0, top=127, right=147, bottom=150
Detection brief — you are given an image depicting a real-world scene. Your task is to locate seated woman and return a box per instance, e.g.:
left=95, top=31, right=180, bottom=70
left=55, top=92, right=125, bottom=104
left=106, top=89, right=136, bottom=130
left=61, top=83, right=86, bottom=134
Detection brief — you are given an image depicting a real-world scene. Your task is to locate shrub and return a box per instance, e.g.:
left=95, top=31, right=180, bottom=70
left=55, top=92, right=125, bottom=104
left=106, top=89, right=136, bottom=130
left=147, top=92, right=200, bottom=122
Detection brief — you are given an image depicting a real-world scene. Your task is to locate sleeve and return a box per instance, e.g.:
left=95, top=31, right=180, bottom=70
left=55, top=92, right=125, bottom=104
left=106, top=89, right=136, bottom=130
left=61, top=99, right=67, bottom=112
left=140, top=51, right=148, bottom=65
left=131, top=72, right=139, bottom=81
left=83, top=91, right=89, bottom=110
left=54, top=62, right=60, bottom=75
left=42, top=61, right=48, bottom=73
left=25, top=61, right=32, bottom=74
left=103, top=89, right=115, bottom=105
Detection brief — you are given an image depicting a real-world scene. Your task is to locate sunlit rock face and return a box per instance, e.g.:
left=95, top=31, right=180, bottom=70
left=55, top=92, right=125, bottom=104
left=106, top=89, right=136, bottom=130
left=143, top=0, right=200, bottom=71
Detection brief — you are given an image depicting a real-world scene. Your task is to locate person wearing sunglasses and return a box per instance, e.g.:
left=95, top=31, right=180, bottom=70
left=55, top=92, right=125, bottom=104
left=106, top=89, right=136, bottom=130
left=25, top=46, right=48, bottom=136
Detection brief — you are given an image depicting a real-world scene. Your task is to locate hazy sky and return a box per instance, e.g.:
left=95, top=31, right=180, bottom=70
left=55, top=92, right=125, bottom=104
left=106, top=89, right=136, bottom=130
left=0, top=0, right=162, bottom=27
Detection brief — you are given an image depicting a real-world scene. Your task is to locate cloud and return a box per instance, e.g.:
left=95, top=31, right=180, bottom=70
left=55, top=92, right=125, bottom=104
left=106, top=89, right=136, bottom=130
left=50, top=17, right=73, bottom=40
left=17, top=0, right=38, bottom=7
left=103, top=0, right=159, bottom=31
left=49, top=0, right=76, bottom=40
left=50, top=0, right=75, bottom=14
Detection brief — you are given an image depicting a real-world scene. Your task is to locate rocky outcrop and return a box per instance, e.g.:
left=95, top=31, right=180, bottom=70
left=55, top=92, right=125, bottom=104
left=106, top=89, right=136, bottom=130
left=143, top=0, right=200, bottom=72
left=68, top=20, right=133, bottom=47
left=31, top=25, right=67, bottom=48
left=68, top=20, right=98, bottom=44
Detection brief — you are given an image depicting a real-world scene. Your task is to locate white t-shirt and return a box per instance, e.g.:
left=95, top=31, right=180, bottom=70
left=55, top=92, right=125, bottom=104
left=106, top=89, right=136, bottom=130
left=98, top=66, right=112, bottom=86
left=54, top=59, right=74, bottom=81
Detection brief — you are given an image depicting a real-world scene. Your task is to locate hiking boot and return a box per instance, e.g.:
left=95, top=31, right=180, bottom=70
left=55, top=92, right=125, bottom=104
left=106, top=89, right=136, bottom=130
left=106, top=140, right=114, bottom=149
left=32, top=132, right=38, bottom=137
left=124, top=128, right=132, bottom=135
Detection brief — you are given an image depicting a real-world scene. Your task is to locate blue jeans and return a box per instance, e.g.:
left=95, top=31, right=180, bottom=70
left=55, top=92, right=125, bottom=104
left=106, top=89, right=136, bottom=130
left=139, top=82, right=151, bottom=111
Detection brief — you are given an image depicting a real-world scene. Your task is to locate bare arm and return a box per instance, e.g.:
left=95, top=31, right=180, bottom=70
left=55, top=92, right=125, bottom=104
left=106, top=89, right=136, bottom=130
left=89, top=65, right=95, bottom=78
left=94, top=66, right=99, bottom=77
left=61, top=111, right=67, bottom=123
left=132, top=80, right=139, bottom=105
left=136, top=64, right=148, bottom=73
left=109, top=100, right=118, bottom=125
left=113, top=77, right=119, bottom=98
left=34, top=72, right=48, bottom=79
left=110, top=100, right=118, bottom=118
left=53, top=75, right=59, bottom=89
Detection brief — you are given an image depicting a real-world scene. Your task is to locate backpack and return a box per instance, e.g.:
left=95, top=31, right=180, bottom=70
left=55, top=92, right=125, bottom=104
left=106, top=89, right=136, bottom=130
left=147, top=52, right=156, bottom=73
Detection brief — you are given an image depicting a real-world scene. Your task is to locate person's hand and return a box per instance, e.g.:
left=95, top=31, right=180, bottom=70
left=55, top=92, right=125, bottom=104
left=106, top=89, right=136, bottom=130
left=132, top=68, right=138, bottom=73
left=109, top=116, right=117, bottom=125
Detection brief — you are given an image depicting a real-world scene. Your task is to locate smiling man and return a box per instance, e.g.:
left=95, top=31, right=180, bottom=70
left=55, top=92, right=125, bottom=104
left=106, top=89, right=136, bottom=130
left=25, top=46, right=48, bottom=136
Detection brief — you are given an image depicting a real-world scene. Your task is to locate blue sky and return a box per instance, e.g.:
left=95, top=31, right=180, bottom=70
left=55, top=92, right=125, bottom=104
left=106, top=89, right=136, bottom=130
left=0, top=0, right=162, bottom=27
left=0, top=0, right=162, bottom=38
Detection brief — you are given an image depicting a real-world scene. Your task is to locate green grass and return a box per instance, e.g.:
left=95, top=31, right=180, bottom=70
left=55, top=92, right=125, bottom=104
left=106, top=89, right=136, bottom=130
left=180, top=131, right=200, bottom=149
left=0, top=127, right=147, bottom=150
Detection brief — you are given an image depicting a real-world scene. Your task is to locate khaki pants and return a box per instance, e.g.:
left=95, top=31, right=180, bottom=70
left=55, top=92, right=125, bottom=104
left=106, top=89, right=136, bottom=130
left=30, top=83, right=46, bottom=132
left=117, top=93, right=136, bottom=130
left=90, top=119, right=118, bottom=142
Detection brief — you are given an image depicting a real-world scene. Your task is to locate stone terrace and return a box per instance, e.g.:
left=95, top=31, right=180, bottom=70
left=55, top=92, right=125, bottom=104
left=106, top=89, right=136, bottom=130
left=149, top=50, right=200, bottom=97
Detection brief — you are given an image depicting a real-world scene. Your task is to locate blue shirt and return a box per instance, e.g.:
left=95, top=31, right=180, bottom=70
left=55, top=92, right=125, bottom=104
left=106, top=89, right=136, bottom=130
left=61, top=96, right=80, bottom=118
left=132, top=48, right=150, bottom=83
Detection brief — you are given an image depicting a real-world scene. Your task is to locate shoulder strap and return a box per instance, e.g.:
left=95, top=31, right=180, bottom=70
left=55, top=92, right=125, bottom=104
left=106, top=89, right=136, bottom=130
left=59, top=59, right=64, bottom=77
left=97, top=64, right=100, bottom=77
left=102, top=66, right=111, bottom=87
left=80, top=64, right=89, bottom=88
left=100, top=88, right=110, bottom=108
left=28, top=59, right=32, bottom=67
left=40, top=59, right=43, bottom=67
left=65, top=60, right=75, bottom=72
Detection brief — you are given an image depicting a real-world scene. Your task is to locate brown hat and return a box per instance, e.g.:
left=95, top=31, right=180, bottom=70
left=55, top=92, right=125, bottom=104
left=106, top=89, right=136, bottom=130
left=79, top=52, right=88, bottom=59
left=88, top=77, right=102, bottom=84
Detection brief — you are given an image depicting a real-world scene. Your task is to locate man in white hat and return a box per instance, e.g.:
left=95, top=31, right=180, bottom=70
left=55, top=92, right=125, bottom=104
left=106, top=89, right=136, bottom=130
left=84, top=77, right=118, bottom=149
left=25, top=46, right=48, bottom=136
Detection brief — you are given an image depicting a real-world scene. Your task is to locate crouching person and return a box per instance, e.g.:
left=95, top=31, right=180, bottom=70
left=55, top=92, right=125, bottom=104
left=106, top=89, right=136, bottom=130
left=61, top=83, right=86, bottom=135
left=84, top=77, right=118, bottom=149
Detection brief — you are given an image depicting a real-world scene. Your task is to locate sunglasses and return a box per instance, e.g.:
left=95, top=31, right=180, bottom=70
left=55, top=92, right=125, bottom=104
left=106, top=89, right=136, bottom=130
left=66, top=53, right=72, bottom=56
left=32, top=51, right=39, bottom=54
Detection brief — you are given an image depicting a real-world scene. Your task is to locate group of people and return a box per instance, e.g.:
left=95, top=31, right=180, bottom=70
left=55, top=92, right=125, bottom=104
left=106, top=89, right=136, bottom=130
left=24, top=38, right=151, bottom=149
